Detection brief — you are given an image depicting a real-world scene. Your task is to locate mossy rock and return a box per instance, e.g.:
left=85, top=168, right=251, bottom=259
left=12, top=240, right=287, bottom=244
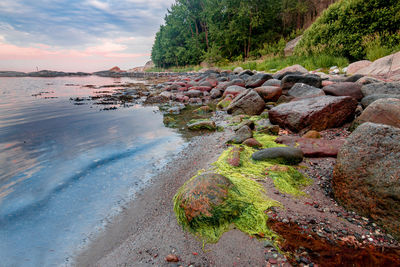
left=217, top=98, right=232, bottom=110
left=193, top=106, right=213, bottom=115
left=187, top=119, right=216, bottom=131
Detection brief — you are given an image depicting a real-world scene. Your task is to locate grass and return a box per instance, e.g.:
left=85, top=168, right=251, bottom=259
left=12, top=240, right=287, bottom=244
left=146, top=65, right=203, bottom=73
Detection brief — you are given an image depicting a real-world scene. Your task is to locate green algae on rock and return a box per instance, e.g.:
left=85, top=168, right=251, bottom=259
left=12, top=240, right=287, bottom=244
left=187, top=119, right=216, bottom=131
left=173, top=133, right=311, bottom=244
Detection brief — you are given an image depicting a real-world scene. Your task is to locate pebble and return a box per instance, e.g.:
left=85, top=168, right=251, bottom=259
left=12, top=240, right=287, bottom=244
left=165, top=254, right=179, bottom=262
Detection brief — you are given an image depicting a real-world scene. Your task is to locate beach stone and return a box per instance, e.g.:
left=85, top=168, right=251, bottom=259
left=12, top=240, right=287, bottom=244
left=287, top=83, right=325, bottom=98
left=254, top=86, right=282, bottom=102
left=210, top=88, right=223, bottom=99
left=353, top=98, right=400, bottom=128
left=223, top=85, right=246, bottom=97
left=361, top=82, right=400, bottom=96
left=344, top=74, right=364, bottom=83
left=281, top=75, right=322, bottom=90
left=302, top=130, right=321, bottom=139
left=273, top=65, right=308, bottom=80
left=189, top=86, right=212, bottom=92
left=233, top=120, right=255, bottom=131
left=262, top=79, right=281, bottom=87
left=233, top=67, right=244, bottom=74
left=323, top=82, right=363, bottom=100
left=243, top=138, right=262, bottom=148
left=268, top=96, right=357, bottom=132
left=361, top=94, right=400, bottom=108
left=176, top=173, right=234, bottom=222
left=275, top=136, right=344, bottom=157
left=355, top=51, right=400, bottom=79
left=255, top=119, right=280, bottom=135
left=332, top=123, right=400, bottom=239
left=252, top=147, right=303, bottom=165
left=217, top=96, right=232, bottom=110
left=346, top=60, right=372, bottom=75
left=239, top=69, right=254, bottom=77
left=245, top=73, right=273, bottom=88
left=184, top=90, right=203, bottom=98
left=228, top=125, right=253, bottom=144
left=187, top=119, right=216, bottom=131
left=226, top=146, right=244, bottom=167
left=165, top=254, right=179, bottom=262
left=356, top=76, right=383, bottom=85
left=227, top=89, right=266, bottom=115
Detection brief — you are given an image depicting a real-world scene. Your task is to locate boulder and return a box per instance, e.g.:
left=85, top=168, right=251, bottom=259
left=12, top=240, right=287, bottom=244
left=275, top=136, right=344, bottom=157
left=233, top=120, right=255, bottom=131
left=273, top=65, right=308, bottom=80
left=262, top=79, right=281, bottom=87
left=281, top=75, right=322, bottom=90
left=268, top=96, right=357, bottom=132
left=332, top=123, right=400, bottom=239
left=239, top=69, right=254, bottom=77
left=228, top=125, right=253, bottom=144
left=287, top=83, right=325, bottom=98
left=284, top=36, right=302, bottom=56
left=322, top=82, right=363, bottom=100
left=346, top=60, right=372, bottom=75
left=233, top=67, right=244, bottom=74
left=176, top=173, right=234, bottom=222
left=361, top=82, right=400, bottom=97
left=254, top=86, right=282, bottom=102
left=355, top=51, right=400, bottom=79
left=361, top=94, right=400, bottom=108
left=210, top=88, right=223, bottom=99
left=255, top=119, right=280, bottom=135
left=187, top=119, right=216, bottom=131
left=356, top=76, right=384, bottom=85
left=189, top=86, right=212, bottom=92
left=354, top=98, right=400, bottom=128
left=245, top=73, right=273, bottom=88
left=252, top=147, right=303, bottom=165
left=243, top=138, right=263, bottom=148
left=226, top=89, right=266, bottom=115
left=344, top=74, right=364, bottom=83
left=184, top=90, right=203, bottom=98
left=223, top=85, right=246, bottom=97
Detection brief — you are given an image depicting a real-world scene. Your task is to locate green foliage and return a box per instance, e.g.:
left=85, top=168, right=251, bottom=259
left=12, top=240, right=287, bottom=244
left=296, top=0, right=400, bottom=60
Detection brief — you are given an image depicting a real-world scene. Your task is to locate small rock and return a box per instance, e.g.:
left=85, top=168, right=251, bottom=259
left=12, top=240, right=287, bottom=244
left=165, top=254, right=179, bottom=262
left=252, top=147, right=303, bottom=165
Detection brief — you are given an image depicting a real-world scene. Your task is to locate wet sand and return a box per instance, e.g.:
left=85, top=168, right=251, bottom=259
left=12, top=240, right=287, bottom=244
left=76, top=132, right=269, bottom=266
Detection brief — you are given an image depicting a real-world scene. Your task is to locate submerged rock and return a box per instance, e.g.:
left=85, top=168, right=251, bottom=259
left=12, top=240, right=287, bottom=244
left=333, top=123, right=400, bottom=239
left=252, top=147, right=303, bottom=165
left=187, top=119, right=216, bottom=131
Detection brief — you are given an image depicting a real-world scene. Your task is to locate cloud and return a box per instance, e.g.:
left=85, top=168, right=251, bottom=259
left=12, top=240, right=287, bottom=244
left=0, top=0, right=175, bottom=70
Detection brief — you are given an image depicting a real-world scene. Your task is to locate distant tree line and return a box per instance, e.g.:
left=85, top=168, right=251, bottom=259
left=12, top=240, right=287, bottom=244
left=151, top=0, right=317, bottom=68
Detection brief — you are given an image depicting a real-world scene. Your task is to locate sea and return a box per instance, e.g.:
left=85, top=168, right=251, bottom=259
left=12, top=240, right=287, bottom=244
left=0, top=76, right=186, bottom=266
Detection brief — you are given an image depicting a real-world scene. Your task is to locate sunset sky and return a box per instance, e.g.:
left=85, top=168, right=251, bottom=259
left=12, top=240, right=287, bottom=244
left=0, top=0, right=175, bottom=72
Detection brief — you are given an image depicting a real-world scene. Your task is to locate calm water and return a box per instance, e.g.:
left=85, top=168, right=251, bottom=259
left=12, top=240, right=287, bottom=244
left=0, top=76, right=185, bottom=266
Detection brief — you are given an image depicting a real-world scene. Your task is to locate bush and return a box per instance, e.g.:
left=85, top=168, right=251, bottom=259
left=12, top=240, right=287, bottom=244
left=295, top=0, right=400, bottom=60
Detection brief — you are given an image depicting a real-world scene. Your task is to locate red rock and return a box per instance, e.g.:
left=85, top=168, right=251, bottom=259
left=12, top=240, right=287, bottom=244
left=323, top=82, right=363, bottom=100
left=189, top=86, right=212, bottom=92
left=254, top=86, right=282, bottom=102
left=226, top=146, right=244, bottom=167
left=322, top=80, right=335, bottom=87
left=275, top=136, right=345, bottom=157
left=243, top=138, right=262, bottom=148
left=165, top=254, right=179, bottom=262
left=302, top=130, right=321, bottom=139
left=347, top=60, right=372, bottom=75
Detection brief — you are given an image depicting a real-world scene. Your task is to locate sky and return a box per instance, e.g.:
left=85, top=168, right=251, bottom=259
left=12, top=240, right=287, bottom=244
left=0, top=0, right=175, bottom=72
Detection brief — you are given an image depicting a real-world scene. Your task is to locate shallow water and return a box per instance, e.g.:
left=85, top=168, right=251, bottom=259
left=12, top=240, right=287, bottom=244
left=0, top=76, right=185, bottom=266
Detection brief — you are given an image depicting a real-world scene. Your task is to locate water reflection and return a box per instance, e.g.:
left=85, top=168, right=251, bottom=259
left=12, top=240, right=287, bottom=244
left=0, top=76, right=185, bottom=266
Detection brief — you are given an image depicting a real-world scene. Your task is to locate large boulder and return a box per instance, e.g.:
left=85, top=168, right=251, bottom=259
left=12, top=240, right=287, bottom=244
left=322, top=82, right=363, bottom=100
left=268, top=96, right=357, bottom=132
left=361, top=82, right=400, bottom=96
left=355, top=51, right=400, bottom=79
left=287, top=83, right=325, bottom=98
left=281, top=75, right=322, bottom=90
left=226, top=89, right=266, bottom=115
left=254, top=86, right=282, bottom=102
left=275, top=136, right=345, bottom=157
left=332, top=123, right=400, bottom=239
left=346, top=60, right=372, bottom=75
left=354, top=98, right=400, bottom=128
left=252, top=147, right=303, bottom=165
left=175, top=173, right=235, bottom=222
left=245, top=73, right=273, bottom=88
left=262, top=79, right=281, bottom=87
